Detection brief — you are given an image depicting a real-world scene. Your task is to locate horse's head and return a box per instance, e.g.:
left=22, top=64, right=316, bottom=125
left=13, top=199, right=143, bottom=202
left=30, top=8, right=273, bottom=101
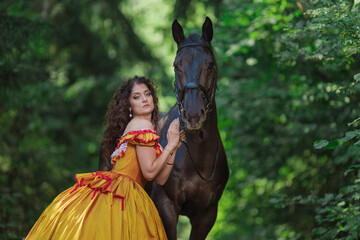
left=172, top=17, right=218, bottom=131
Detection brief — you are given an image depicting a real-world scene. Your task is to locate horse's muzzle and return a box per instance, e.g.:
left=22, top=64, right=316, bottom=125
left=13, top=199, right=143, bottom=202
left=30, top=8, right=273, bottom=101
left=181, top=110, right=206, bottom=131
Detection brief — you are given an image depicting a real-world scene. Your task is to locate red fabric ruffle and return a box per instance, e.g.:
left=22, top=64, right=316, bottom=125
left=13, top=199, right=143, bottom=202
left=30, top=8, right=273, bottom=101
left=111, top=129, right=163, bottom=165
left=70, top=171, right=125, bottom=210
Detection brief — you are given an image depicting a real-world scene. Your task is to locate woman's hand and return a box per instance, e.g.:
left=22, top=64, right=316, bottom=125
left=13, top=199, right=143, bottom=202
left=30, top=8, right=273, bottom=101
left=176, top=130, right=186, bottom=149
left=166, top=118, right=181, bottom=151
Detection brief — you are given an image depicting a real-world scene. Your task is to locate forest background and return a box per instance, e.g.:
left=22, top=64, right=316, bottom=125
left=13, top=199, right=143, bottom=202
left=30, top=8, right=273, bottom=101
left=1, top=0, right=360, bottom=239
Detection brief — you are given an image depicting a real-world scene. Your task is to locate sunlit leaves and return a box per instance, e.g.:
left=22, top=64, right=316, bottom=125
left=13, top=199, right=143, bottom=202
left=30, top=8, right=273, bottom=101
left=277, top=0, right=360, bottom=70
left=211, top=0, right=360, bottom=239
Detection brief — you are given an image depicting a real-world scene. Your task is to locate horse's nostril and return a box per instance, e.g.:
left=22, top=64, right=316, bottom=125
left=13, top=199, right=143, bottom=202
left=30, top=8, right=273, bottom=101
left=186, top=112, right=200, bottom=120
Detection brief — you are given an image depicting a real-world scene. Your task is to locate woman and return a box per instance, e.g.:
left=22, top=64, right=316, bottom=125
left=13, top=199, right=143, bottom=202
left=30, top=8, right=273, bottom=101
left=26, top=76, right=183, bottom=239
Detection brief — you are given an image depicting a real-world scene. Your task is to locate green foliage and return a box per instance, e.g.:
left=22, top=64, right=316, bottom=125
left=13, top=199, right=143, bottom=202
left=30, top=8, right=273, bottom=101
left=0, top=0, right=219, bottom=239
left=274, top=166, right=360, bottom=239
left=2, top=0, right=360, bottom=239
left=0, top=0, right=167, bottom=238
left=277, top=0, right=360, bottom=70
left=314, top=128, right=360, bottom=150
left=293, top=3, right=360, bottom=237
left=267, top=1, right=360, bottom=238
left=209, top=0, right=360, bottom=239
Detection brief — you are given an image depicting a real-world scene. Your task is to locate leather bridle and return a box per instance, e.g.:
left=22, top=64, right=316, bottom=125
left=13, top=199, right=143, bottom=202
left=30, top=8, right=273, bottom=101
left=174, top=43, right=217, bottom=122
left=173, top=43, right=219, bottom=182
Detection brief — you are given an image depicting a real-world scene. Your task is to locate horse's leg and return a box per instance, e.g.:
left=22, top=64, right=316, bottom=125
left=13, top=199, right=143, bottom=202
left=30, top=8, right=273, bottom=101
left=156, top=197, right=179, bottom=240
left=189, top=205, right=218, bottom=240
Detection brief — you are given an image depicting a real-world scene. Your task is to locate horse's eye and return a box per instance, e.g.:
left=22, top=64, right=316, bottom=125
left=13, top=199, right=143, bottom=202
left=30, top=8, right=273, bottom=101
left=210, top=64, right=217, bottom=72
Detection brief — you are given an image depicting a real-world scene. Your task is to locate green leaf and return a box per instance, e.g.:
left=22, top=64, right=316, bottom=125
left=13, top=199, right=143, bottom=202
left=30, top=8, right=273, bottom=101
left=314, top=139, right=340, bottom=150
left=337, top=131, right=358, bottom=143
left=354, top=73, right=360, bottom=82
left=314, top=140, right=329, bottom=149
left=323, top=140, right=340, bottom=150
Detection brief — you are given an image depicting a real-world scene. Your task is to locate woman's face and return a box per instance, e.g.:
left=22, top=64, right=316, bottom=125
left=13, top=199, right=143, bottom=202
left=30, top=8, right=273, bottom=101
left=129, top=83, right=154, bottom=118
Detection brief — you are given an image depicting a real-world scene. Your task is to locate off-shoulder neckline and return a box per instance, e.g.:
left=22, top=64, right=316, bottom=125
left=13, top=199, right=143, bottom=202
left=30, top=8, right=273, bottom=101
left=120, top=128, right=157, bottom=138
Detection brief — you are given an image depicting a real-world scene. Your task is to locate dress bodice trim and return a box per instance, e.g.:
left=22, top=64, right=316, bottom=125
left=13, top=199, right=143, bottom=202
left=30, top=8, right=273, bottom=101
left=110, top=128, right=163, bottom=165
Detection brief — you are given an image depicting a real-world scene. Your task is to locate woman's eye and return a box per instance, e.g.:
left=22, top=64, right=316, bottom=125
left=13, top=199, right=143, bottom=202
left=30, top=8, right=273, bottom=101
left=146, top=92, right=151, bottom=96
left=133, top=96, right=139, bottom=99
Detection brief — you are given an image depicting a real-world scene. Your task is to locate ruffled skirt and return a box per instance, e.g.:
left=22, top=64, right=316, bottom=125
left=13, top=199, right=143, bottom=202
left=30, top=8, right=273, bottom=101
left=26, top=171, right=167, bottom=240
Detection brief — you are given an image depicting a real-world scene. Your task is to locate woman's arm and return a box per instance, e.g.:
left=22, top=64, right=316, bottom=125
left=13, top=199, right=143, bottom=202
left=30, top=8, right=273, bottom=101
left=136, top=143, right=177, bottom=185
left=152, top=146, right=177, bottom=185
left=136, top=118, right=180, bottom=184
left=154, top=129, right=185, bottom=184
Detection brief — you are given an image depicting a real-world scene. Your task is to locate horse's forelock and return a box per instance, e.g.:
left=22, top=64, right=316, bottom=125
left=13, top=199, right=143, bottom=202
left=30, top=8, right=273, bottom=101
left=181, top=34, right=210, bottom=47
left=177, top=34, right=214, bottom=57
left=186, top=34, right=202, bottom=43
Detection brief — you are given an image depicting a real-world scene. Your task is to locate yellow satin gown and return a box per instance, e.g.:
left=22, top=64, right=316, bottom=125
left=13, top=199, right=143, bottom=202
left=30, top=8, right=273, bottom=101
left=26, top=129, right=167, bottom=240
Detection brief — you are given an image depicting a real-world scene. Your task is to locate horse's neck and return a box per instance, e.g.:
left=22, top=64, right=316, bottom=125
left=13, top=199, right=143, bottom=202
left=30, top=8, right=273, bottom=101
left=184, top=102, right=219, bottom=174
left=204, top=102, right=218, bottom=135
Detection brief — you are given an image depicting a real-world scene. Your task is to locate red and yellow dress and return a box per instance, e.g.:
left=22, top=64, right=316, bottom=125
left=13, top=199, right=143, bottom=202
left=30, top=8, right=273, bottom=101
left=26, top=129, right=167, bottom=240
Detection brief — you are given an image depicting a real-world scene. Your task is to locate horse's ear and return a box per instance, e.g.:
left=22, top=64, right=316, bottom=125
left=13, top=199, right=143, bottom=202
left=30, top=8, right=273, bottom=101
left=172, top=19, right=185, bottom=45
left=202, top=16, right=213, bottom=42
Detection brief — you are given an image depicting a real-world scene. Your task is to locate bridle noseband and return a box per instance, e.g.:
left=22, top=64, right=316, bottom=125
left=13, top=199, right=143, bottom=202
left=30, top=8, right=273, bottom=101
left=176, top=81, right=212, bottom=115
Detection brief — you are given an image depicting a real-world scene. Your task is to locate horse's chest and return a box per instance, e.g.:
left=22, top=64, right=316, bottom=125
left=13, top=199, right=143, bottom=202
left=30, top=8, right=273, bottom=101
left=175, top=149, right=227, bottom=209
left=180, top=178, right=221, bottom=209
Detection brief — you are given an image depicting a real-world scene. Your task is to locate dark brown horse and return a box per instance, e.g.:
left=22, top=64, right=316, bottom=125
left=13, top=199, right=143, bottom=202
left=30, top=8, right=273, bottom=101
left=151, top=17, right=229, bottom=240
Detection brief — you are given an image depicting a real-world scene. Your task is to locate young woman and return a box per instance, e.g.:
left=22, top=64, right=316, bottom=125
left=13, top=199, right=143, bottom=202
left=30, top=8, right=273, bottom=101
left=26, top=76, right=183, bottom=239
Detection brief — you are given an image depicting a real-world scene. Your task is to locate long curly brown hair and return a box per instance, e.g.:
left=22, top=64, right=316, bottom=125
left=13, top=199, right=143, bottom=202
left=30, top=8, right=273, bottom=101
left=99, top=76, right=160, bottom=170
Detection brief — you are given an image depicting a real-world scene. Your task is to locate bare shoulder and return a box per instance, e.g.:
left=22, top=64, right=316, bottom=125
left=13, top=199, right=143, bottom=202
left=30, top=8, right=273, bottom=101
left=124, top=118, right=154, bottom=133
